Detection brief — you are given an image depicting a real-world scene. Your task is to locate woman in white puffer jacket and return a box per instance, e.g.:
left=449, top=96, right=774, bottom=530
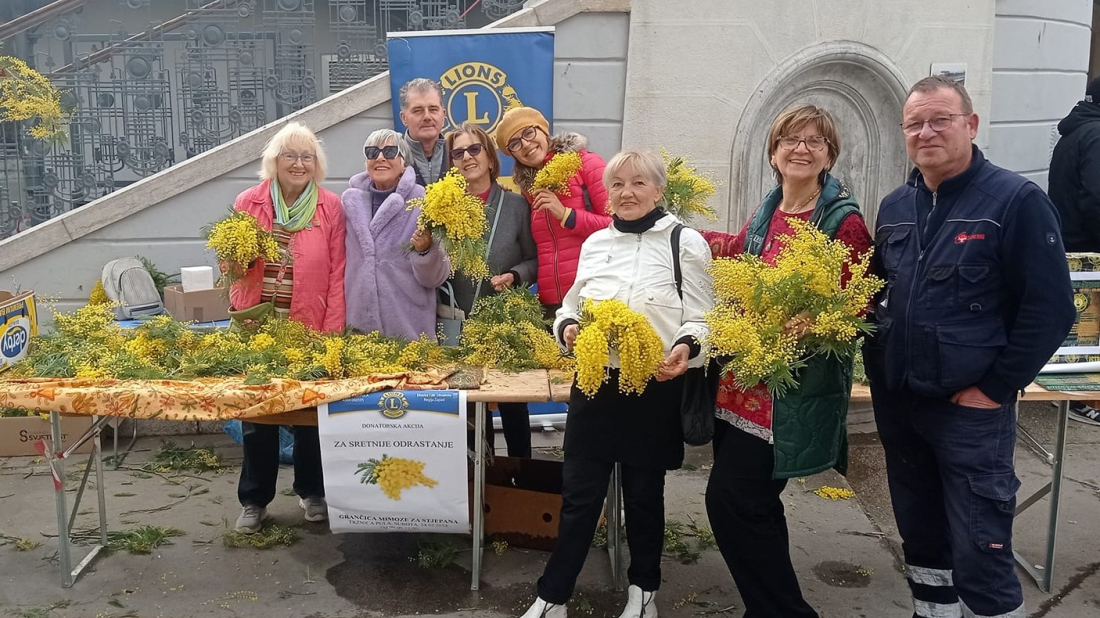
left=519, top=150, right=713, bottom=618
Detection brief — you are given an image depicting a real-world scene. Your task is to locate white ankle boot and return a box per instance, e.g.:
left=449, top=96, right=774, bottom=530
left=617, top=585, right=658, bottom=618
left=520, top=597, right=567, bottom=618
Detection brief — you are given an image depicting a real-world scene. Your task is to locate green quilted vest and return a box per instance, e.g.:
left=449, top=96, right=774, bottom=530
left=742, top=174, right=861, bottom=478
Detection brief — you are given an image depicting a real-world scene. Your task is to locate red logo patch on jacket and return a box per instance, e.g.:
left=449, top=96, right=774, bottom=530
left=955, top=232, right=986, bottom=244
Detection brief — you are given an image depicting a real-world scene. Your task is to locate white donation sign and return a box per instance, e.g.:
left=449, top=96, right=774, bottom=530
left=318, top=390, right=469, bottom=534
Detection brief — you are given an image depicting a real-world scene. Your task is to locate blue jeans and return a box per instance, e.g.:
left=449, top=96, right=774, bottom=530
left=872, top=387, right=1024, bottom=618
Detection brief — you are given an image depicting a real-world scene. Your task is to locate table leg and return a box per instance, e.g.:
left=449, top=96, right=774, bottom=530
left=471, top=401, right=486, bottom=591
left=94, top=421, right=109, bottom=548
left=48, top=413, right=108, bottom=588
left=1012, top=400, right=1069, bottom=593
left=50, top=412, right=73, bottom=588
left=607, top=463, right=624, bottom=591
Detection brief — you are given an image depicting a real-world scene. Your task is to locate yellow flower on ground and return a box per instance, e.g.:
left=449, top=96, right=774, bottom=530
left=813, top=486, right=855, bottom=500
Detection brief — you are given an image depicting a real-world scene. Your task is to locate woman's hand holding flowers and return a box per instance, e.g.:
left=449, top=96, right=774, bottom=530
left=533, top=190, right=567, bottom=221
left=563, top=323, right=579, bottom=351
left=410, top=228, right=432, bottom=252
left=657, top=343, right=690, bottom=381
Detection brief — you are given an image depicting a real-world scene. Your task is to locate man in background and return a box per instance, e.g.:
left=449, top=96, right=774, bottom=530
left=398, top=78, right=448, bottom=186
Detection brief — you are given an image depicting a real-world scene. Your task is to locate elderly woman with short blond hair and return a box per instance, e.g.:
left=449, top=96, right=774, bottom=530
left=342, top=128, right=450, bottom=338
left=519, top=150, right=713, bottom=618
left=227, top=121, right=346, bottom=535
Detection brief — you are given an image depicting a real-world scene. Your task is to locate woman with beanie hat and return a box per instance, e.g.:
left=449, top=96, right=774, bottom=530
left=496, top=106, right=611, bottom=316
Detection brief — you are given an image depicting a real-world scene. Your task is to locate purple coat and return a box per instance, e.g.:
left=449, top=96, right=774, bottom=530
left=342, top=165, right=451, bottom=340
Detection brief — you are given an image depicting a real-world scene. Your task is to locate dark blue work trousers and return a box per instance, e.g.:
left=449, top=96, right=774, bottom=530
left=872, top=387, right=1024, bottom=618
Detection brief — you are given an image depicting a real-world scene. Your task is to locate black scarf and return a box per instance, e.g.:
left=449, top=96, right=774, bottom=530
left=613, top=207, right=668, bottom=233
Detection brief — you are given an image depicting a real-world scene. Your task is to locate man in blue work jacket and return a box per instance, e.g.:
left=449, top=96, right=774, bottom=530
left=864, top=76, right=1075, bottom=618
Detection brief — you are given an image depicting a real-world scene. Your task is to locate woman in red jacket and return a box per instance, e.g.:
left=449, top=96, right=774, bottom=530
left=495, top=107, right=611, bottom=315
left=225, top=121, right=346, bottom=536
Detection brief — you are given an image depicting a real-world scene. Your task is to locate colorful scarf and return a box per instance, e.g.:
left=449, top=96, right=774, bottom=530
left=270, top=179, right=318, bottom=232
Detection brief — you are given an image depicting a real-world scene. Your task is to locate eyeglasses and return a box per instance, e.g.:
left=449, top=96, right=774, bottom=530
left=777, top=135, right=829, bottom=151
left=450, top=143, right=485, bottom=160
left=506, top=126, right=539, bottom=154
left=900, top=114, right=968, bottom=136
left=364, top=145, right=401, bottom=160
left=280, top=152, right=316, bottom=164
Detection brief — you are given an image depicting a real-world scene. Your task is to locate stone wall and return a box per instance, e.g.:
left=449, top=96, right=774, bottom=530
left=988, top=0, right=1093, bottom=188
left=620, top=0, right=997, bottom=231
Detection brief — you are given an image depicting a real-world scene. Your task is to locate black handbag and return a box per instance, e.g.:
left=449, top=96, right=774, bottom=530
left=671, top=224, right=718, bottom=446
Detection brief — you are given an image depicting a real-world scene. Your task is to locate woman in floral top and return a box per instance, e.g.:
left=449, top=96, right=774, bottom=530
left=699, top=105, right=870, bottom=618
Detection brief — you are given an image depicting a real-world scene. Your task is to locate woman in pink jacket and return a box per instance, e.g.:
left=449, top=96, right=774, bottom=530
left=225, top=121, right=346, bottom=534
left=496, top=107, right=611, bottom=315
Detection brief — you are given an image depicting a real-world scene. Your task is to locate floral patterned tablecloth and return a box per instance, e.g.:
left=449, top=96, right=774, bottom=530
left=0, top=370, right=450, bottom=421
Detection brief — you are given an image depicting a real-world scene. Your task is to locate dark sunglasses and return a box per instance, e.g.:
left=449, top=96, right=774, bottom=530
left=506, top=126, right=539, bottom=154
left=450, top=143, right=485, bottom=160
left=364, top=145, right=400, bottom=160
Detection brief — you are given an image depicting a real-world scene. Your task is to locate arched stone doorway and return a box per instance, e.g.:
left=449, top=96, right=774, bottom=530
left=730, top=43, right=910, bottom=231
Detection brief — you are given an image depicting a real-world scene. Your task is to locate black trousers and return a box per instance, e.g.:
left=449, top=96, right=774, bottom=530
left=705, top=422, right=819, bottom=618
left=489, top=402, right=532, bottom=458
left=467, top=402, right=533, bottom=458
left=537, top=455, right=666, bottom=604
left=237, top=423, right=324, bottom=508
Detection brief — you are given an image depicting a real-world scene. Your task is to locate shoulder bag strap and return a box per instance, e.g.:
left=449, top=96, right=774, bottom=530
left=671, top=223, right=684, bottom=299
left=471, top=191, right=506, bottom=308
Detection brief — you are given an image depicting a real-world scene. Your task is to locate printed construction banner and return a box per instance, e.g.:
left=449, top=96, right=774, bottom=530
left=318, top=389, right=469, bottom=534
left=387, top=27, right=555, bottom=176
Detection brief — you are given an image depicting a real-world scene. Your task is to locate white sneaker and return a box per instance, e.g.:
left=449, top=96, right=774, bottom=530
left=234, top=505, right=268, bottom=534
left=299, top=496, right=328, bottom=522
left=617, top=585, right=658, bottom=618
left=520, top=597, right=567, bottom=618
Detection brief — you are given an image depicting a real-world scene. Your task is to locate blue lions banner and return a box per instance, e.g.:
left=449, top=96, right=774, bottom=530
left=387, top=27, right=555, bottom=176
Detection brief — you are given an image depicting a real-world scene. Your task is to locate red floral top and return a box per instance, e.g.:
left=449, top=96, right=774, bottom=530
left=700, top=208, right=871, bottom=442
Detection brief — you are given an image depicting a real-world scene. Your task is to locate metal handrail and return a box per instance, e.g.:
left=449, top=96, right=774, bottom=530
left=0, top=0, right=92, bottom=43
left=49, top=0, right=237, bottom=75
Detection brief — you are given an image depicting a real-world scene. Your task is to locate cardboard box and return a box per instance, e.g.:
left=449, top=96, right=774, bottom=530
left=163, top=284, right=230, bottom=322
left=180, top=266, right=215, bottom=292
left=479, top=456, right=563, bottom=551
left=0, top=290, right=38, bottom=373
left=0, top=415, right=94, bottom=457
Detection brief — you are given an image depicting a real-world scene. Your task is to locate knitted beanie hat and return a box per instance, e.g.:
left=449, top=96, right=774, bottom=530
left=495, top=107, right=550, bottom=153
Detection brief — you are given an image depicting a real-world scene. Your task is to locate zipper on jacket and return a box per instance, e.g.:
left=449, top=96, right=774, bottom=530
left=546, top=211, right=563, bottom=301
left=903, top=190, right=936, bottom=383
left=625, top=234, right=643, bottom=299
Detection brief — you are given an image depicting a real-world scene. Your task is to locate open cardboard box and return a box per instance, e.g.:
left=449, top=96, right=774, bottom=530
left=163, top=284, right=230, bottom=322
left=477, top=456, right=563, bottom=551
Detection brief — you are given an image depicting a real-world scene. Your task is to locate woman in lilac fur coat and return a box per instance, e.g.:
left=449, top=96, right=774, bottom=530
left=342, top=129, right=450, bottom=339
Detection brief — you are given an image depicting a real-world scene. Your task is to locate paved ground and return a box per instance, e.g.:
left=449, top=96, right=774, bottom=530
left=0, top=401, right=1097, bottom=618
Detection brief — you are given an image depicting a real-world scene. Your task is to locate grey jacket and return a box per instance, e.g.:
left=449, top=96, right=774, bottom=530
left=445, top=183, right=538, bottom=315
left=404, top=131, right=447, bottom=186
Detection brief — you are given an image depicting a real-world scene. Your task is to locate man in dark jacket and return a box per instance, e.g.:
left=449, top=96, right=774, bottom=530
left=864, top=76, right=1075, bottom=618
left=1048, top=76, right=1100, bottom=425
